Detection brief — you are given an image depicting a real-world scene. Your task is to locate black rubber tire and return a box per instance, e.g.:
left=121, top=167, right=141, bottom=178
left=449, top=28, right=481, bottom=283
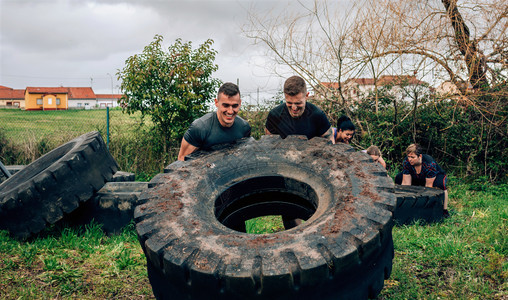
left=135, top=135, right=396, bottom=300
left=67, top=181, right=147, bottom=234
left=0, top=131, right=118, bottom=239
left=110, top=171, right=136, bottom=182
left=0, top=160, right=11, bottom=184
left=6, top=165, right=24, bottom=176
left=393, top=185, right=445, bottom=225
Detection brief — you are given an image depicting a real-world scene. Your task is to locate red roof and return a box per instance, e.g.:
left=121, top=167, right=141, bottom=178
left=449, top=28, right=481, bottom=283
left=96, top=94, right=122, bottom=99
left=0, top=85, right=13, bottom=90
left=0, top=89, right=25, bottom=99
left=68, top=87, right=96, bottom=99
left=344, top=75, right=427, bottom=86
left=320, top=82, right=341, bottom=89
left=345, top=78, right=376, bottom=85
left=26, top=87, right=69, bottom=94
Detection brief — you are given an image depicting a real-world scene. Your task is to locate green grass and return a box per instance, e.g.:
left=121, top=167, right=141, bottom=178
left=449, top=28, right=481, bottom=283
left=0, top=222, right=153, bottom=299
left=380, top=178, right=507, bottom=299
left=245, top=215, right=285, bottom=234
left=0, top=108, right=143, bottom=143
left=0, top=108, right=168, bottom=178
left=0, top=179, right=505, bottom=298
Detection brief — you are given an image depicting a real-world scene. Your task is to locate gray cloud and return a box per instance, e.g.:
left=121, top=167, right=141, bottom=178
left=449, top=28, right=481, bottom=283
left=0, top=0, right=293, bottom=98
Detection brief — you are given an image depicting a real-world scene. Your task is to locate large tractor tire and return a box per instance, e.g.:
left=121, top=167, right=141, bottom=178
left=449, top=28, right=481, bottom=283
left=0, top=131, right=118, bottom=239
left=393, top=185, right=445, bottom=225
left=135, top=135, right=396, bottom=300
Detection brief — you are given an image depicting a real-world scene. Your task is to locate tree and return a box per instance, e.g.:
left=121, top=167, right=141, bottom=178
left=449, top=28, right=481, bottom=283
left=117, top=35, right=221, bottom=151
left=244, top=0, right=507, bottom=181
left=244, top=0, right=507, bottom=96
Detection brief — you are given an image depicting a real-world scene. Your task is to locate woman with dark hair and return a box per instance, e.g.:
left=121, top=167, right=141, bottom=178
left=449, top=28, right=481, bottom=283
left=333, top=115, right=355, bottom=144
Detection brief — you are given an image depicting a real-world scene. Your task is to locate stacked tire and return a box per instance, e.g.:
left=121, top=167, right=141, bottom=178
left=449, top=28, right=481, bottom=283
left=0, top=131, right=118, bottom=239
left=135, top=136, right=396, bottom=300
left=393, top=185, right=445, bottom=225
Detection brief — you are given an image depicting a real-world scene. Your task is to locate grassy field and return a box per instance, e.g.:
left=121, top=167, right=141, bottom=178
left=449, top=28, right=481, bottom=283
left=0, top=108, right=142, bottom=141
left=0, top=178, right=505, bottom=299
left=0, top=108, right=169, bottom=178
left=0, top=108, right=270, bottom=180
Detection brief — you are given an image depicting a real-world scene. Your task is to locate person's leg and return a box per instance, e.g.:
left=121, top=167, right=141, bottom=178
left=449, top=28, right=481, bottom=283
left=282, top=217, right=301, bottom=230
left=433, top=174, right=449, bottom=217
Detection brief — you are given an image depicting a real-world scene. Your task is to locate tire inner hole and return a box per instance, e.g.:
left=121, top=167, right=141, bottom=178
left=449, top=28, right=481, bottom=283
left=214, top=176, right=318, bottom=233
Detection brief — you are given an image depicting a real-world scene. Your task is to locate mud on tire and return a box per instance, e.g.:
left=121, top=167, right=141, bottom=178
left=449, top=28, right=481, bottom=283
left=135, top=136, right=396, bottom=300
left=393, top=185, right=445, bottom=225
left=0, top=131, right=118, bottom=239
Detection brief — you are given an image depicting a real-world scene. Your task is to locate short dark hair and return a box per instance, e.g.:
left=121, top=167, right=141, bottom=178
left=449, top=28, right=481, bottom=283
left=284, top=76, right=307, bottom=96
left=337, top=115, right=355, bottom=131
left=218, top=82, right=240, bottom=98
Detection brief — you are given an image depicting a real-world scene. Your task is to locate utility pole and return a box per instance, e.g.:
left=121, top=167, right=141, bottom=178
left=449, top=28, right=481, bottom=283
left=107, top=73, right=114, bottom=94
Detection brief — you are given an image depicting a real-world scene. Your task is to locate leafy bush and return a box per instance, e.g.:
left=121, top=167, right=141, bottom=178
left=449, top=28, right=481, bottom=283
left=314, top=84, right=507, bottom=183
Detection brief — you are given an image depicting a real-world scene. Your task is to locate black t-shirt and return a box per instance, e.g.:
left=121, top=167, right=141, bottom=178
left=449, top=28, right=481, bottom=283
left=183, top=112, right=251, bottom=150
left=265, top=102, right=331, bottom=139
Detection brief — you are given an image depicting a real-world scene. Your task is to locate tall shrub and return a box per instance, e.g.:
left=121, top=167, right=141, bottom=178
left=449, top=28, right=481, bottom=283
left=117, top=35, right=221, bottom=152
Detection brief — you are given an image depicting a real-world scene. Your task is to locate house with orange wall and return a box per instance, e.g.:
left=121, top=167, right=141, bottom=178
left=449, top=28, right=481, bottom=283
left=0, top=85, right=123, bottom=110
left=25, top=87, right=69, bottom=110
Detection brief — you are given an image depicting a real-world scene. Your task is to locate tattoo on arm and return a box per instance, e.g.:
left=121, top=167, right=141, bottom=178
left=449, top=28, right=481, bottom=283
left=321, top=127, right=333, bottom=139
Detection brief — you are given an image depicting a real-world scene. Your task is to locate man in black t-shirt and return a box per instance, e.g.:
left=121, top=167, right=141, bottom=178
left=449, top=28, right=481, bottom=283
left=265, top=76, right=333, bottom=229
left=265, top=76, right=333, bottom=141
left=177, top=82, right=251, bottom=161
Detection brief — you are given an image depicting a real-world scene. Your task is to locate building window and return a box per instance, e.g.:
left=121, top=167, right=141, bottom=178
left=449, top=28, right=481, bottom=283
left=56, top=98, right=61, bottom=105
left=77, top=103, right=82, bottom=107
left=37, top=98, right=43, bottom=105
left=48, top=98, right=52, bottom=105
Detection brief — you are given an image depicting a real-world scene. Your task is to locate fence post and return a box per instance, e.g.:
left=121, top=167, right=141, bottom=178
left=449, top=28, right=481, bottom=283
left=106, top=106, right=110, bottom=149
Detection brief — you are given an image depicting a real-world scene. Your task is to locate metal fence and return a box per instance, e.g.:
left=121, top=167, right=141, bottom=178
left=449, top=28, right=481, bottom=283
left=0, top=108, right=169, bottom=177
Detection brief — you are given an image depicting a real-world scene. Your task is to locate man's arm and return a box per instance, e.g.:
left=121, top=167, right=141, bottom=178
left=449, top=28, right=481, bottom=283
left=321, top=126, right=334, bottom=144
left=425, top=177, right=436, bottom=188
left=264, top=127, right=273, bottom=135
left=177, top=138, right=198, bottom=161
left=401, top=174, right=412, bottom=185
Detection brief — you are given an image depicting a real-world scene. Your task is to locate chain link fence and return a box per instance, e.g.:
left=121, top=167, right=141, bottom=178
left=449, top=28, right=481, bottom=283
left=0, top=108, right=173, bottom=179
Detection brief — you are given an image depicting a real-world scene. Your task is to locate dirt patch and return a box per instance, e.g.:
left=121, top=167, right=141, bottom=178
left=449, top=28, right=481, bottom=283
left=360, top=182, right=382, bottom=202
left=151, top=180, right=184, bottom=216
left=320, top=193, right=360, bottom=234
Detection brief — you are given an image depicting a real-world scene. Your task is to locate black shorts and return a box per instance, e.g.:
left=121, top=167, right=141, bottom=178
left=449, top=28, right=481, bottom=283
left=395, top=172, right=447, bottom=190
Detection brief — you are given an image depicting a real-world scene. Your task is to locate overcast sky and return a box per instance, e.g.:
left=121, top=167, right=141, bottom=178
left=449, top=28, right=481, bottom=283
left=0, top=0, right=298, bottom=104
